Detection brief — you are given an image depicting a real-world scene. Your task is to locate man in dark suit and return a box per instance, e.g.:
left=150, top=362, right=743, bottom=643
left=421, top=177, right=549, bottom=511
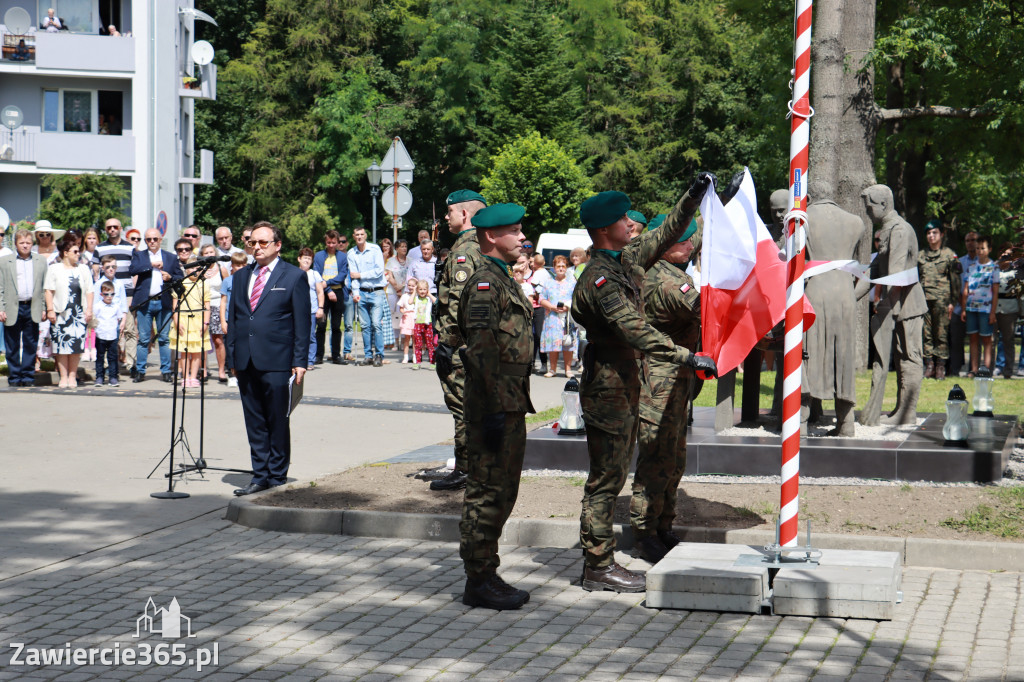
left=0, top=229, right=48, bottom=387
left=226, top=221, right=311, bottom=496
left=128, top=229, right=184, bottom=382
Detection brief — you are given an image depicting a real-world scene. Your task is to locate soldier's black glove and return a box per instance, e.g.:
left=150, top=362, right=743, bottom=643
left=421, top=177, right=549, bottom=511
left=687, top=171, right=717, bottom=204
left=719, top=170, right=746, bottom=206
left=685, top=353, right=718, bottom=378
left=482, top=413, right=506, bottom=453
left=434, top=343, right=455, bottom=379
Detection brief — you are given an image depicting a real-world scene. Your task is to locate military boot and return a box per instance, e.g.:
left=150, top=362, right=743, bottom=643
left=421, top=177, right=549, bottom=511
left=935, top=360, right=946, bottom=381
left=430, top=469, right=467, bottom=491
left=658, top=529, right=682, bottom=549
left=634, top=535, right=669, bottom=564
left=924, top=357, right=935, bottom=379
left=581, top=562, right=646, bottom=593
left=462, top=574, right=528, bottom=610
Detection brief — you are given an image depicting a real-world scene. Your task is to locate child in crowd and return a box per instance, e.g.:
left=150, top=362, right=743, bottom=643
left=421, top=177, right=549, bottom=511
left=219, top=251, right=249, bottom=388
left=961, top=234, right=999, bottom=376
left=411, top=279, right=436, bottom=369
left=397, top=279, right=417, bottom=364
left=297, top=247, right=325, bottom=370
left=93, top=281, right=125, bottom=387
left=97, top=255, right=129, bottom=370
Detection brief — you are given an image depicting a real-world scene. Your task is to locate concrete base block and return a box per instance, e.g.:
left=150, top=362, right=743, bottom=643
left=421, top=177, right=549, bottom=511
left=342, top=510, right=459, bottom=543
left=647, top=543, right=901, bottom=620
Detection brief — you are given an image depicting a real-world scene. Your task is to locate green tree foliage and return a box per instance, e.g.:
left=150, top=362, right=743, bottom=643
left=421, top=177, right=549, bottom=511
left=480, top=132, right=593, bottom=241
left=38, top=174, right=129, bottom=231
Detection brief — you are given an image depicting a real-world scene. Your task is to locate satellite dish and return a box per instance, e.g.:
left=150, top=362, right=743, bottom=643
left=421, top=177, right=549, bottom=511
left=190, top=40, right=214, bottom=66
left=3, top=7, right=31, bottom=35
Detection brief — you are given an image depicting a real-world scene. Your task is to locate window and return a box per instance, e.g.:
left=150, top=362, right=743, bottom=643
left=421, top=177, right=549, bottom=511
left=54, top=0, right=97, bottom=33
left=42, top=89, right=98, bottom=133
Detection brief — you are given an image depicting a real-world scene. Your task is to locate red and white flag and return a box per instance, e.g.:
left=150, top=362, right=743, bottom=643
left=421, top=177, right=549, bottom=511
left=698, top=168, right=814, bottom=376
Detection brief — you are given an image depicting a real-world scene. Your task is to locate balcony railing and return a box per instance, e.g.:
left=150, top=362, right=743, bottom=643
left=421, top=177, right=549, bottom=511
left=0, top=128, right=134, bottom=171
left=0, top=32, right=134, bottom=72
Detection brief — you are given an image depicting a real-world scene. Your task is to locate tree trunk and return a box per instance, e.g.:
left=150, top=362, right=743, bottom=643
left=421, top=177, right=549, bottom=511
left=808, top=0, right=844, bottom=200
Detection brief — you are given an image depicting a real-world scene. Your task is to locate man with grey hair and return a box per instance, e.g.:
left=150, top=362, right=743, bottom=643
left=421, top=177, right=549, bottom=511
left=406, top=239, right=438, bottom=293
left=858, top=184, right=927, bottom=426
left=0, top=229, right=48, bottom=386
left=214, top=226, right=244, bottom=258
left=407, top=230, right=432, bottom=265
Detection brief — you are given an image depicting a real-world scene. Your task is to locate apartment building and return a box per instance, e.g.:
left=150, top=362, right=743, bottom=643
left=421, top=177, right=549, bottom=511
left=0, top=0, right=214, bottom=242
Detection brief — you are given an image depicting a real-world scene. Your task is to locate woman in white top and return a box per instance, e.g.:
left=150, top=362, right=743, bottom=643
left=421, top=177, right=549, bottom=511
left=33, top=221, right=64, bottom=368
left=44, top=232, right=94, bottom=389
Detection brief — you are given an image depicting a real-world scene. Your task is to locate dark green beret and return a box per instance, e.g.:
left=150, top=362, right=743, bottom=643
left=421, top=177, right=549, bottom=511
left=924, top=219, right=942, bottom=232
left=626, top=210, right=647, bottom=225
left=647, top=214, right=667, bottom=231
left=446, top=189, right=488, bottom=206
left=580, top=191, right=631, bottom=230
left=680, top=218, right=698, bottom=242
left=471, top=203, right=525, bottom=228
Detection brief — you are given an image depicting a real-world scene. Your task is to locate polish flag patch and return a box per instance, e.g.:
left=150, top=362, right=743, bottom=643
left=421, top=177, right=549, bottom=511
left=680, top=283, right=691, bottom=293
left=595, top=276, right=607, bottom=288
left=477, top=282, right=490, bottom=290
left=456, top=256, right=466, bottom=263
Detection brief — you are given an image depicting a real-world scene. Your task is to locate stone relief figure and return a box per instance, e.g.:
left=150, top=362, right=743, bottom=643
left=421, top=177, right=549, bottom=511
left=802, top=180, right=868, bottom=436
left=858, top=184, right=928, bottom=426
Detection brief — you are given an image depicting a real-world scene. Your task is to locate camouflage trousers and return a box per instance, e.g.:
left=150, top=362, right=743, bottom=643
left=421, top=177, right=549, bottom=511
left=580, top=380, right=640, bottom=569
left=438, top=351, right=469, bottom=472
left=923, top=299, right=951, bottom=359
left=632, top=373, right=691, bottom=537
left=460, top=411, right=526, bottom=580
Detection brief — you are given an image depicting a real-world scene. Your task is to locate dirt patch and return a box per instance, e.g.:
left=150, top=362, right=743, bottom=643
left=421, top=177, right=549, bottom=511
left=258, top=462, right=1024, bottom=543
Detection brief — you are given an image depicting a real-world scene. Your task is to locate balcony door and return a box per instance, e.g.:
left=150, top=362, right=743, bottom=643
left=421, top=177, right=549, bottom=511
left=43, top=89, right=96, bottom=133
left=53, top=0, right=100, bottom=33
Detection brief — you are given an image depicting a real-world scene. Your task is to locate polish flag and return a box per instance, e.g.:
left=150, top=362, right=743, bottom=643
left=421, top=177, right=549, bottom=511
left=698, top=168, right=814, bottom=376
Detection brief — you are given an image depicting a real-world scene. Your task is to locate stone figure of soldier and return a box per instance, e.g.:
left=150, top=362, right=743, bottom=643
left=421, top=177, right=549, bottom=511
left=631, top=218, right=702, bottom=564
left=432, top=189, right=488, bottom=492
left=917, top=219, right=960, bottom=380
left=802, top=181, right=868, bottom=436
left=457, top=203, right=535, bottom=610
left=858, top=184, right=928, bottom=426
left=572, top=176, right=717, bottom=594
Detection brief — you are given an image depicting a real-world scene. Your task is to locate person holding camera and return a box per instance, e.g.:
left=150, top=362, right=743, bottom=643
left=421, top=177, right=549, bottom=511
left=536, top=255, right=577, bottom=378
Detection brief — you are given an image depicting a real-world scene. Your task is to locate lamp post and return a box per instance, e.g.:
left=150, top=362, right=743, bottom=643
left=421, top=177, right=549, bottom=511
left=366, top=162, right=382, bottom=242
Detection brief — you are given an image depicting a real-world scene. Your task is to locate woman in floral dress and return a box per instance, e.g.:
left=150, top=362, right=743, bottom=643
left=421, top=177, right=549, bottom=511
left=44, top=232, right=93, bottom=388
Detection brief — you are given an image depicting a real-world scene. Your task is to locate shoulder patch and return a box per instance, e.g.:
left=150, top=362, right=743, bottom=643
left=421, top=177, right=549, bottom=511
left=456, top=255, right=466, bottom=264
left=455, top=268, right=469, bottom=283
left=600, top=292, right=626, bottom=314
left=680, top=283, right=691, bottom=294
left=477, top=282, right=490, bottom=290
left=595, top=276, right=607, bottom=288
left=469, top=304, right=490, bottom=322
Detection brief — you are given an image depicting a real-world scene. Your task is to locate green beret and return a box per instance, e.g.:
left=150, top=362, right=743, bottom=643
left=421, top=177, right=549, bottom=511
left=446, top=189, right=488, bottom=206
left=924, top=219, right=942, bottom=232
left=580, top=191, right=631, bottom=230
left=647, top=214, right=667, bottom=231
left=626, top=210, right=647, bottom=225
left=471, top=203, right=525, bottom=229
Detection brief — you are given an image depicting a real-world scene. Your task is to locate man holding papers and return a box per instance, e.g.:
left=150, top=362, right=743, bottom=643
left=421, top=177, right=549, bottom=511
left=226, top=221, right=311, bottom=496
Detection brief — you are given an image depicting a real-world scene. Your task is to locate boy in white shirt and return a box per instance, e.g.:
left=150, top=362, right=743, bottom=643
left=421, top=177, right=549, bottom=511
left=94, top=281, right=126, bottom=386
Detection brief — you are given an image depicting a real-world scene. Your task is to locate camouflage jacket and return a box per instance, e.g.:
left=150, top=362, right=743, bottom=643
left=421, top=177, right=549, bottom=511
left=572, top=191, right=698, bottom=391
left=642, top=261, right=700, bottom=378
left=917, top=246, right=959, bottom=304
left=436, top=229, right=485, bottom=348
left=458, top=256, right=536, bottom=420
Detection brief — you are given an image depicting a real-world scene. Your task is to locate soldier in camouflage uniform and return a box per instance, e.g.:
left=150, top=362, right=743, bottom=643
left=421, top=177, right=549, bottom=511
left=572, top=176, right=718, bottom=593
left=917, top=219, right=960, bottom=380
left=431, top=190, right=488, bottom=491
left=457, top=203, right=536, bottom=610
left=631, top=218, right=702, bottom=564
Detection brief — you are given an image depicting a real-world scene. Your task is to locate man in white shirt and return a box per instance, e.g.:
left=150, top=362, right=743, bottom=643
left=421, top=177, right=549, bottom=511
left=42, top=8, right=63, bottom=32
left=128, top=229, right=183, bottom=382
left=0, top=229, right=48, bottom=386
left=406, top=240, right=438, bottom=294
left=214, top=226, right=244, bottom=258
left=407, top=230, right=432, bottom=265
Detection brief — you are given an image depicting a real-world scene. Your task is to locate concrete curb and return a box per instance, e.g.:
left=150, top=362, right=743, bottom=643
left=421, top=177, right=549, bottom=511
left=225, top=497, right=1024, bottom=572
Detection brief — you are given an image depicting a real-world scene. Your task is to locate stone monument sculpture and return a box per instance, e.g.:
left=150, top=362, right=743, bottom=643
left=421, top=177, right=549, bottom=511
left=802, top=181, right=868, bottom=436
left=858, top=184, right=928, bottom=426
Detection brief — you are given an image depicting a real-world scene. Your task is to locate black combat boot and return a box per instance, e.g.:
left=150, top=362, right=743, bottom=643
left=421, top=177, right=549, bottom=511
left=430, top=469, right=467, bottom=491
left=657, top=529, right=682, bottom=549
left=634, top=536, right=669, bottom=564
left=462, top=574, right=528, bottom=610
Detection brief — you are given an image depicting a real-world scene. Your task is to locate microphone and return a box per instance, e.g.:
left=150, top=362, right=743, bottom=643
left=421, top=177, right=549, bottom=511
left=182, top=255, right=231, bottom=269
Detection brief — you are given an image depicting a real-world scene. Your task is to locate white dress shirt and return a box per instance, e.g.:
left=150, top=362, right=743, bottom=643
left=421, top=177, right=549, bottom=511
left=247, top=257, right=280, bottom=299
left=16, top=256, right=34, bottom=301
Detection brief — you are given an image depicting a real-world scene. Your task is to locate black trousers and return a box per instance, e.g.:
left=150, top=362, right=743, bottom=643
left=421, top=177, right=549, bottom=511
left=316, top=289, right=344, bottom=360
left=236, top=363, right=292, bottom=487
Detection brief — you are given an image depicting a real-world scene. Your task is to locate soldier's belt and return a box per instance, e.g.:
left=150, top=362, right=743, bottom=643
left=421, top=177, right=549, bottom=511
left=592, top=346, right=642, bottom=362
left=499, top=362, right=531, bottom=376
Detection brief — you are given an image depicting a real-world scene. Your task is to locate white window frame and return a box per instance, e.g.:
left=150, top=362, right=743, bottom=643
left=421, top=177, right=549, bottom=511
left=42, top=88, right=98, bottom=133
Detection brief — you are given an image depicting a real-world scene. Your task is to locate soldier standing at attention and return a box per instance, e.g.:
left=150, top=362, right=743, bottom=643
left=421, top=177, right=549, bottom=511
left=432, top=189, right=488, bottom=492
left=572, top=174, right=718, bottom=593
left=457, top=203, right=535, bottom=610
left=918, top=219, right=960, bottom=380
left=631, top=218, right=702, bottom=564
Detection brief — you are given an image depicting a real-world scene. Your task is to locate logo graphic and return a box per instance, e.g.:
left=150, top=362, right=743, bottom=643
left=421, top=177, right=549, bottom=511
left=134, top=598, right=196, bottom=639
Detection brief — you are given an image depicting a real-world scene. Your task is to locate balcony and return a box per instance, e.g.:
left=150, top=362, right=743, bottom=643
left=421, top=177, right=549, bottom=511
left=0, top=127, right=134, bottom=171
left=1, top=32, right=134, bottom=73
left=179, top=63, right=216, bottom=100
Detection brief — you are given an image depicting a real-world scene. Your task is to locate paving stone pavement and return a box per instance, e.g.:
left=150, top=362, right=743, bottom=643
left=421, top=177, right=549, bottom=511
left=1, top=515, right=1023, bottom=680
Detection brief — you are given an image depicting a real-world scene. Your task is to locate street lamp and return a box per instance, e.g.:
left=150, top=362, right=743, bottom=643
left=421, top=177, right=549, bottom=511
left=366, top=163, right=382, bottom=242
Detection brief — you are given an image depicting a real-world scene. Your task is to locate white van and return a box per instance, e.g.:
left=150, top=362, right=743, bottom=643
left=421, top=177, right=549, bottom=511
left=535, top=229, right=592, bottom=266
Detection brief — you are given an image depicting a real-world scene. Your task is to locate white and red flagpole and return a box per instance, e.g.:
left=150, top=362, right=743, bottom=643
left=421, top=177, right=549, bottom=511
left=780, top=0, right=813, bottom=549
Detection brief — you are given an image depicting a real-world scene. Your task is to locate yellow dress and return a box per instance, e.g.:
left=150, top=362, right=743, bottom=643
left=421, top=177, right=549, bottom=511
left=169, top=278, right=210, bottom=352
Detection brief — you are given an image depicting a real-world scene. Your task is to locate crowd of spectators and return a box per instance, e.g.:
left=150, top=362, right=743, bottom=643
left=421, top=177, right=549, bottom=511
left=1, top=218, right=1019, bottom=389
